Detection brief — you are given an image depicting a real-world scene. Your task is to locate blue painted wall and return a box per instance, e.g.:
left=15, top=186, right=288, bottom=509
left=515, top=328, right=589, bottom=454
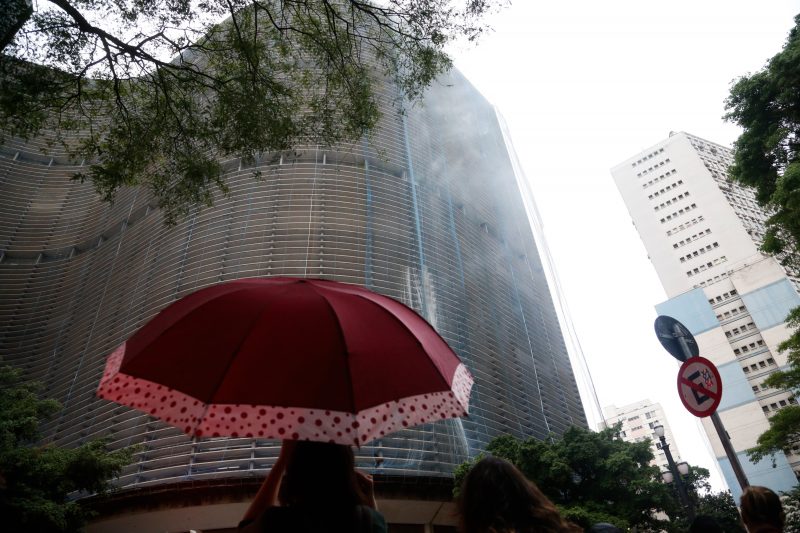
left=716, top=360, right=758, bottom=412
left=741, top=279, right=800, bottom=331
left=718, top=450, right=797, bottom=502
left=655, top=288, right=718, bottom=336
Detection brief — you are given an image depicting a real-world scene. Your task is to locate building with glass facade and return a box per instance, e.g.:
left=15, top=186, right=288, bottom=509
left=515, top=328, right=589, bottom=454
left=0, top=67, right=587, bottom=530
left=612, top=131, right=800, bottom=501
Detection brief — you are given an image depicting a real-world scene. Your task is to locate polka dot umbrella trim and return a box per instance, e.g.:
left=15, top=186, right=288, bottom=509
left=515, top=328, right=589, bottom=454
left=96, top=277, right=473, bottom=446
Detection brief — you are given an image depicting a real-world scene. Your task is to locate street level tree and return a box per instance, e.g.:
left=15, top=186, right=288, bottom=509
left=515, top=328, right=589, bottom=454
left=724, top=14, right=800, bottom=464
left=0, top=0, right=502, bottom=223
left=453, top=426, right=736, bottom=532
left=0, top=366, right=133, bottom=533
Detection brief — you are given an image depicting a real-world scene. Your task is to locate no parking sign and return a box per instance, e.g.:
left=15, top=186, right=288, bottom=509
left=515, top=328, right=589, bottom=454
left=677, top=356, right=722, bottom=417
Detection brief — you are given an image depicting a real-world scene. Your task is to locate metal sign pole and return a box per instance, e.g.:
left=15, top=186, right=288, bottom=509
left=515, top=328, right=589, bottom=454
left=677, top=334, right=749, bottom=490
left=709, top=411, right=750, bottom=490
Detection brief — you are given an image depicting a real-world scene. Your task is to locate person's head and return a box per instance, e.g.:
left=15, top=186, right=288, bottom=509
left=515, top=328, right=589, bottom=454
left=457, top=456, right=580, bottom=533
left=278, top=441, right=367, bottom=509
left=740, top=486, right=785, bottom=531
left=587, top=523, right=623, bottom=533
left=689, top=515, right=723, bottom=533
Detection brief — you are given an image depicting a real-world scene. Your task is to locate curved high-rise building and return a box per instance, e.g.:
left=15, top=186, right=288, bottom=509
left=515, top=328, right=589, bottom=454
left=0, top=67, right=586, bottom=529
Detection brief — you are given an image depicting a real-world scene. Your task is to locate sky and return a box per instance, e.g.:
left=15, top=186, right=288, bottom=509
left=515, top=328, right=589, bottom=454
left=451, top=1, right=799, bottom=492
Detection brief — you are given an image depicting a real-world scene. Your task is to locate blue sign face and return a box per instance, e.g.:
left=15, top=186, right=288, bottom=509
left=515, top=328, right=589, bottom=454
left=654, top=315, right=699, bottom=362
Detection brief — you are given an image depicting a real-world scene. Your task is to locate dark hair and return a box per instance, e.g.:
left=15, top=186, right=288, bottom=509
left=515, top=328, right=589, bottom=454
left=278, top=441, right=368, bottom=511
left=457, top=456, right=581, bottom=533
left=740, top=486, right=785, bottom=531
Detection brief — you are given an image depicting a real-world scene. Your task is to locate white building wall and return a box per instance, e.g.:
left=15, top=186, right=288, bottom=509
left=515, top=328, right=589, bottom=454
left=611, top=132, right=800, bottom=501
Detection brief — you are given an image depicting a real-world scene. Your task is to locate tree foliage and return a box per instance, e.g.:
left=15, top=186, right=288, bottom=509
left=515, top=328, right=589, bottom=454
left=783, top=485, right=800, bottom=533
left=725, top=13, right=800, bottom=273
left=453, top=426, right=725, bottom=532
left=0, top=366, right=133, bottom=533
left=0, top=0, right=502, bottom=222
left=725, top=12, right=800, bottom=469
left=694, top=491, right=746, bottom=533
left=0, top=0, right=502, bottom=224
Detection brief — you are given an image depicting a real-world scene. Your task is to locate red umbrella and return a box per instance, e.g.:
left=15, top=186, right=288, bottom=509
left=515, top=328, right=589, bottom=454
left=97, top=277, right=473, bottom=446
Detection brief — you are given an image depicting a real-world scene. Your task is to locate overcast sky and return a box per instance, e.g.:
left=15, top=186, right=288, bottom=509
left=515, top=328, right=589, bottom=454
left=451, top=1, right=799, bottom=492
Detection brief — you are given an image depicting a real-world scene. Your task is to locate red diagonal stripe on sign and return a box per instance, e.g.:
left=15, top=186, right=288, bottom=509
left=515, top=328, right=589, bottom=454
left=679, top=377, right=720, bottom=401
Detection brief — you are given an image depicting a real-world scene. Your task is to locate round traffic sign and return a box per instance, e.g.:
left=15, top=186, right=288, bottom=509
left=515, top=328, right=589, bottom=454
left=655, top=315, right=699, bottom=362
left=677, top=356, right=722, bottom=417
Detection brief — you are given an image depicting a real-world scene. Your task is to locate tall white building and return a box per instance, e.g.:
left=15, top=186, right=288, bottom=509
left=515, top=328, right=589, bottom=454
left=612, top=131, right=800, bottom=500
left=602, top=400, right=681, bottom=472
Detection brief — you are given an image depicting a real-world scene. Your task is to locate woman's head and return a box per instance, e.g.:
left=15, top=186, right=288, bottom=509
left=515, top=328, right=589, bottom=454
left=740, top=486, right=784, bottom=531
left=457, top=456, right=579, bottom=533
left=278, top=441, right=366, bottom=509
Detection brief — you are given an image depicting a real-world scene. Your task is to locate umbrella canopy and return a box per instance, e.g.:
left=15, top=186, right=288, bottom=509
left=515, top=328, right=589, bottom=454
left=97, top=277, right=472, bottom=446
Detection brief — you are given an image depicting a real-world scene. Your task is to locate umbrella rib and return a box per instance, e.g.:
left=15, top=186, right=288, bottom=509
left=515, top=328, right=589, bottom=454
left=126, top=284, right=255, bottom=365
left=316, top=289, right=358, bottom=414
left=350, top=292, right=452, bottom=389
left=204, top=293, right=285, bottom=407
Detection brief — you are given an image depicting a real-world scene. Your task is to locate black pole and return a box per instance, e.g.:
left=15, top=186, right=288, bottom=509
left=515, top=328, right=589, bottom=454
left=710, top=411, right=750, bottom=490
left=659, top=434, right=695, bottom=522
left=675, top=330, right=750, bottom=490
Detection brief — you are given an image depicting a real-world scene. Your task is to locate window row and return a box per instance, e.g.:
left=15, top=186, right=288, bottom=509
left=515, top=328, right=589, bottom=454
left=640, top=167, right=677, bottom=184
left=666, top=215, right=705, bottom=237
left=716, top=305, right=747, bottom=322
left=647, top=179, right=683, bottom=198
left=734, top=339, right=766, bottom=356
left=752, top=383, right=770, bottom=394
left=660, top=203, right=698, bottom=224
left=743, top=357, right=775, bottom=374
left=678, top=242, right=719, bottom=262
left=685, top=256, right=727, bottom=277
left=736, top=212, right=767, bottom=228
left=631, top=147, right=665, bottom=168
left=733, top=206, right=767, bottom=221
left=696, top=143, right=732, bottom=159
left=673, top=228, right=712, bottom=249
left=637, top=159, right=671, bottom=177
left=695, top=272, right=730, bottom=289
left=746, top=228, right=766, bottom=242
left=654, top=191, right=691, bottom=212
left=763, top=397, right=797, bottom=414
left=707, top=289, right=738, bottom=306
left=642, top=173, right=678, bottom=190
left=725, top=321, right=755, bottom=339
left=723, top=190, right=759, bottom=208
left=693, top=147, right=733, bottom=165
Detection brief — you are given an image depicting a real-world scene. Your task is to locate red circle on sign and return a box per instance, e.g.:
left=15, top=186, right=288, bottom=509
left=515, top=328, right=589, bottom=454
left=677, top=356, right=722, bottom=418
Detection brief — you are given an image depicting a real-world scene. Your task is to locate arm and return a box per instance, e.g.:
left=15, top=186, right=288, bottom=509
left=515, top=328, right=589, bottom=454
left=240, top=441, right=296, bottom=525
left=355, top=470, right=378, bottom=510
